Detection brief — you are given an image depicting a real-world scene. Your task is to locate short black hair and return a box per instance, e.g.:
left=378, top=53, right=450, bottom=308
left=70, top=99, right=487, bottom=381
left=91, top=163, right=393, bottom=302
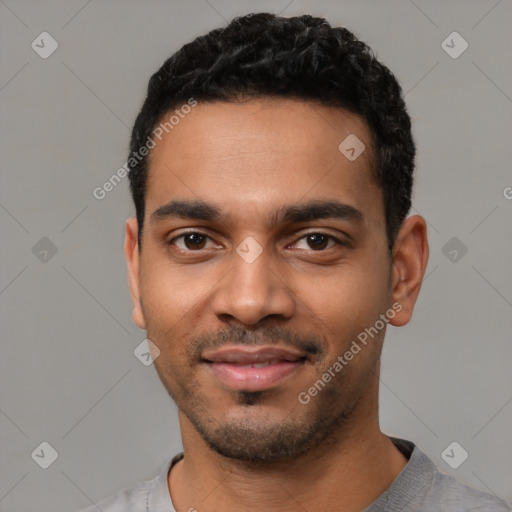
left=128, top=12, right=415, bottom=253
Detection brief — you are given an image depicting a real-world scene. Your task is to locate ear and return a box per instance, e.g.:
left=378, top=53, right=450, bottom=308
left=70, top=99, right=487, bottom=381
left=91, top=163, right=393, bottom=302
left=388, top=215, right=429, bottom=327
left=124, top=217, right=146, bottom=329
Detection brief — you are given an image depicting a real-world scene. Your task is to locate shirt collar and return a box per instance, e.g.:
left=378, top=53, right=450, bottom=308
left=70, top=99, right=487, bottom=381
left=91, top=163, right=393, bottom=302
left=363, top=437, right=437, bottom=511
left=147, top=452, right=184, bottom=511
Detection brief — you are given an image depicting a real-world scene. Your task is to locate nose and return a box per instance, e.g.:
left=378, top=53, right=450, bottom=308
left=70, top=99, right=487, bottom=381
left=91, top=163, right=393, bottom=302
left=211, top=247, right=295, bottom=326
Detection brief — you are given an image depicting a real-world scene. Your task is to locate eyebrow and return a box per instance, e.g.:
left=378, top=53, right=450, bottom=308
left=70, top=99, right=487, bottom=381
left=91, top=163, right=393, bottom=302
left=151, top=198, right=363, bottom=226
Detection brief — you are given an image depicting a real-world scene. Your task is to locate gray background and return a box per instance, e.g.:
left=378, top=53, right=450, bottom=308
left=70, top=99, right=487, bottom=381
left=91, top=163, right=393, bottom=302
left=1, top=0, right=511, bottom=510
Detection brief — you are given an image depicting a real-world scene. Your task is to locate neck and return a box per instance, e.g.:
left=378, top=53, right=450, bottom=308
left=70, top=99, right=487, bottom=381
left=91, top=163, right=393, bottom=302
left=168, top=393, right=408, bottom=511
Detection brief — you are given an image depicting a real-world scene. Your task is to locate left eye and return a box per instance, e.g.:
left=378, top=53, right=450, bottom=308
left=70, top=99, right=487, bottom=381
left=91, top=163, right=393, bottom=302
left=292, top=233, right=340, bottom=251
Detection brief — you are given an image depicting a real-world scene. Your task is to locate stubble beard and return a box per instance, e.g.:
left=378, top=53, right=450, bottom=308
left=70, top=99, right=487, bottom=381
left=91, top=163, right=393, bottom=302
left=156, top=361, right=367, bottom=463
left=149, top=323, right=376, bottom=463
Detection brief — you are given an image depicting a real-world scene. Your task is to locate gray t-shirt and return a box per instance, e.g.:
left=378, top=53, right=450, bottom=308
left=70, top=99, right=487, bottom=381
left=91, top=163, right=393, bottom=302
left=76, top=437, right=510, bottom=511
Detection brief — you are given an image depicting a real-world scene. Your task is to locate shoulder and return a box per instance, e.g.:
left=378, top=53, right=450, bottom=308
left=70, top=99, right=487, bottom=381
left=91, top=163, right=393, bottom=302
left=73, top=479, right=152, bottom=512
left=382, top=438, right=510, bottom=512
left=71, top=453, right=183, bottom=512
left=425, top=470, right=511, bottom=511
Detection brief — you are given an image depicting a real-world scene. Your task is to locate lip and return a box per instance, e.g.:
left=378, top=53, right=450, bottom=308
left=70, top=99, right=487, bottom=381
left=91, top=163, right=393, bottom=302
left=202, top=346, right=307, bottom=392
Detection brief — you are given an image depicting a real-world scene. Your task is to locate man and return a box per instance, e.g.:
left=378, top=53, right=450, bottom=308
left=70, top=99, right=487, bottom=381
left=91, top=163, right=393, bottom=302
left=79, top=12, right=510, bottom=512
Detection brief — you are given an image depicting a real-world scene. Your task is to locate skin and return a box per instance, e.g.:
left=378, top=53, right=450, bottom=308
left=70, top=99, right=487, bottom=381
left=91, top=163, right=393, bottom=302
left=124, top=98, right=429, bottom=512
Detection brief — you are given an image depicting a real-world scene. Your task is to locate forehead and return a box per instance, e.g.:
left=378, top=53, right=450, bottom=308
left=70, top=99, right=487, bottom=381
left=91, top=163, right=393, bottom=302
left=145, top=98, right=383, bottom=229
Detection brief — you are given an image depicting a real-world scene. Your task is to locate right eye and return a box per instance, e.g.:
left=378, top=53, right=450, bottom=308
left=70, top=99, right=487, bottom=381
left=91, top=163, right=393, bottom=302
left=168, top=231, right=217, bottom=252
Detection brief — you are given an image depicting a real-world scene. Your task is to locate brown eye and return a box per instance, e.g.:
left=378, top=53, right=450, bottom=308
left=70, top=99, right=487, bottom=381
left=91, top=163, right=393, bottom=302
left=306, top=233, right=329, bottom=250
left=183, top=233, right=207, bottom=250
left=292, top=232, right=341, bottom=251
left=169, top=232, right=212, bottom=251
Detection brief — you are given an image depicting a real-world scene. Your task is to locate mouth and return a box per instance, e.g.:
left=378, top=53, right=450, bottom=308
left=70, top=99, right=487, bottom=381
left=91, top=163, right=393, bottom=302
left=201, top=346, right=308, bottom=392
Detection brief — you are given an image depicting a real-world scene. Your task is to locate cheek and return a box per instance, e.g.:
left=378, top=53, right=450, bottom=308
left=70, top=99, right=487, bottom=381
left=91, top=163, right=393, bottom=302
left=140, top=259, right=211, bottom=328
left=300, top=261, right=390, bottom=345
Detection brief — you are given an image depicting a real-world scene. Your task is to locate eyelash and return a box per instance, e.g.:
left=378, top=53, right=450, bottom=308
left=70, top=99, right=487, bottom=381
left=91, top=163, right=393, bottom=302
left=167, top=230, right=346, bottom=252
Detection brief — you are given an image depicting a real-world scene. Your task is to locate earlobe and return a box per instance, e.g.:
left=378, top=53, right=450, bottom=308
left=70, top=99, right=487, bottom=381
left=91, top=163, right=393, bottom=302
left=124, top=217, right=146, bottom=329
left=389, top=215, right=429, bottom=327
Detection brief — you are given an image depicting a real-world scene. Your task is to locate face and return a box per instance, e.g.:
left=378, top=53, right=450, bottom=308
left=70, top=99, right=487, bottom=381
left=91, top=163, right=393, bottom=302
left=125, top=98, right=426, bottom=461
